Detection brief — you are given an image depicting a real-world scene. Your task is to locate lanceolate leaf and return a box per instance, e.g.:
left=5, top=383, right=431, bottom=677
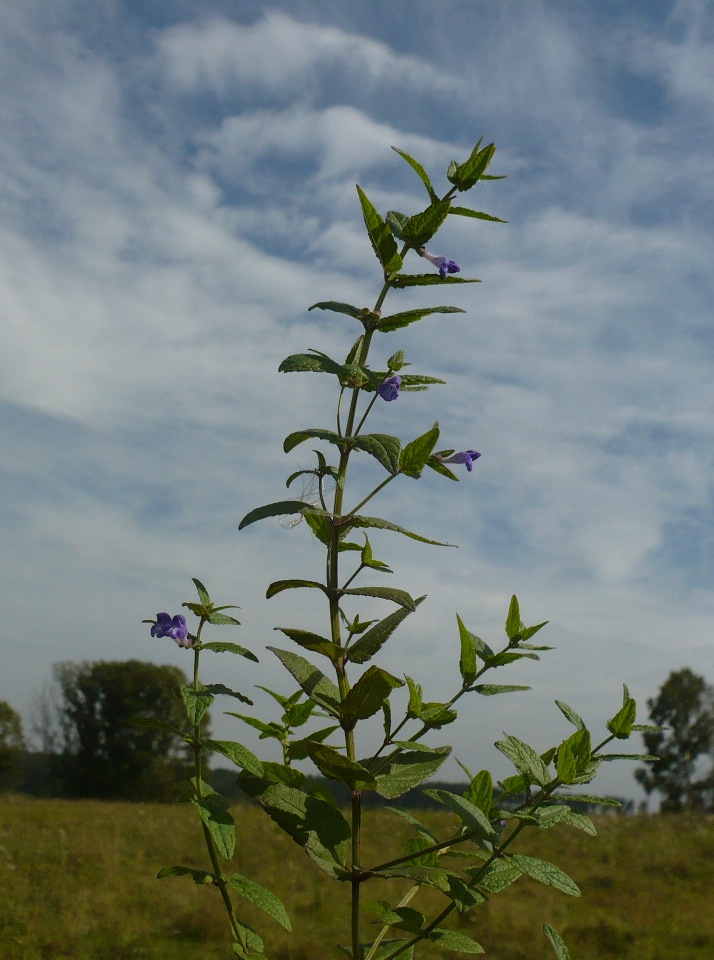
left=284, top=428, right=342, bottom=454
left=544, top=924, right=572, bottom=960
left=356, top=185, right=403, bottom=274
left=495, top=734, right=552, bottom=786
left=450, top=206, right=507, bottom=223
left=307, top=743, right=377, bottom=790
left=239, top=500, right=314, bottom=530
left=457, top=614, right=477, bottom=686
left=275, top=628, right=341, bottom=661
left=238, top=774, right=351, bottom=878
left=267, top=647, right=342, bottom=715
left=555, top=700, right=585, bottom=730
left=429, top=929, right=484, bottom=954
left=157, top=865, right=214, bottom=884
left=471, top=684, right=531, bottom=696
left=422, top=789, right=494, bottom=840
left=350, top=433, right=402, bottom=475
left=400, top=423, right=440, bottom=479
left=341, top=586, right=416, bottom=610
left=308, top=301, right=372, bottom=319
left=378, top=306, right=465, bottom=334
left=179, top=684, right=214, bottom=726
left=507, top=854, right=581, bottom=897
left=266, top=579, right=328, bottom=599
left=227, top=873, right=292, bottom=931
left=347, top=599, right=424, bottom=664
left=203, top=739, right=264, bottom=777
left=402, top=198, right=452, bottom=247
left=372, top=745, right=451, bottom=799
left=199, top=642, right=258, bottom=662
left=190, top=795, right=235, bottom=861
left=391, top=274, right=481, bottom=288
left=391, top=146, right=438, bottom=201
left=348, top=514, right=455, bottom=547
left=606, top=697, right=637, bottom=739
left=340, top=665, right=404, bottom=726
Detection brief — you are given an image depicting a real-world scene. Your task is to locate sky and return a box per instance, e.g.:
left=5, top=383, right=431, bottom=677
left=2, top=0, right=714, bottom=804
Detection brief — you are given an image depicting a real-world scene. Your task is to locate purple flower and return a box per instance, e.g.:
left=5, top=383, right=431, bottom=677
left=417, top=246, right=460, bottom=279
left=437, top=449, right=481, bottom=472
left=151, top=613, right=192, bottom=647
left=378, top=374, right=402, bottom=401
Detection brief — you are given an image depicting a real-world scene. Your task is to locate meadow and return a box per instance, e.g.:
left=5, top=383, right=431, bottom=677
left=1, top=796, right=713, bottom=960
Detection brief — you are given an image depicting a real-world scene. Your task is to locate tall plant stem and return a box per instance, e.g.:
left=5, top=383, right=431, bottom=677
left=191, top=633, right=245, bottom=950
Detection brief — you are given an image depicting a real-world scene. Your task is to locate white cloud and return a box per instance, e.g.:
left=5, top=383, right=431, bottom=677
left=157, top=11, right=455, bottom=99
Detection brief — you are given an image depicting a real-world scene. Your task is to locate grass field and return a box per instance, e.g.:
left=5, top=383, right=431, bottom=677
left=1, top=796, right=713, bottom=960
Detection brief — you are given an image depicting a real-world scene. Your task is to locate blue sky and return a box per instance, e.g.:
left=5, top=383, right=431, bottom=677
left=2, top=0, right=714, bottom=802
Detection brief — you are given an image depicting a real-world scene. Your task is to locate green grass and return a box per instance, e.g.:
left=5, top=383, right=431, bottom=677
left=1, top=796, right=713, bottom=959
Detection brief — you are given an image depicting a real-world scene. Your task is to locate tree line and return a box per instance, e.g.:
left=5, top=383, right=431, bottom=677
left=2, top=662, right=713, bottom=808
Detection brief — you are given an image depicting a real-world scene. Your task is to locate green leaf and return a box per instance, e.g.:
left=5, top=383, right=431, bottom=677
left=533, top=805, right=572, bottom=829
left=606, top=697, right=637, bottom=739
left=179, top=684, right=214, bottom=726
left=350, top=433, right=402, bottom=475
left=399, top=423, right=441, bottom=480
left=562, top=809, right=597, bottom=835
left=225, top=713, right=281, bottom=739
left=372, top=745, right=451, bottom=799
left=405, top=676, right=422, bottom=717
left=227, top=873, right=292, bottom=931
left=349, top=514, right=455, bottom=546
left=239, top=500, right=314, bottom=530
left=456, top=615, right=478, bottom=686
left=365, top=900, right=425, bottom=935
left=275, top=628, right=341, bottom=662
left=472, top=684, right=531, bottom=696
left=391, top=146, right=438, bottom=201
left=308, top=301, right=371, bottom=319
left=157, top=865, right=214, bottom=884
left=391, top=274, right=480, bottom=288
left=207, top=611, right=241, bottom=626
left=203, top=739, right=264, bottom=777
left=199, top=641, right=258, bottom=662
left=402, top=198, right=452, bottom=247
left=555, top=700, right=585, bottom=730
left=286, top=724, right=340, bottom=762
left=464, top=770, right=493, bottom=816
left=340, top=666, right=404, bottom=727
left=347, top=599, right=424, bottom=664
left=307, top=743, right=377, bottom=790
left=429, top=929, right=484, bottom=953
left=560, top=794, right=621, bottom=807
left=190, top=795, right=235, bottom=861
left=356, top=185, right=403, bottom=273
left=284, top=428, right=342, bottom=454
left=508, top=854, right=581, bottom=897
left=422, top=789, right=494, bottom=840
left=450, top=206, right=506, bottom=223
left=597, top=753, right=658, bottom=761
left=341, top=586, right=415, bottom=610
left=505, top=595, right=522, bottom=640
left=232, top=922, right=265, bottom=959
left=495, top=735, right=552, bottom=786
left=192, top=578, right=211, bottom=606
left=556, top=741, right=577, bottom=784
left=451, top=142, right=496, bottom=191
left=470, top=858, right=522, bottom=893
left=238, top=775, right=351, bottom=878
left=378, top=306, right=465, bottom=334
left=544, top=924, right=571, bottom=960
left=386, top=209, right=410, bottom=240
left=267, top=647, right=342, bottom=715
left=266, top=579, right=328, bottom=599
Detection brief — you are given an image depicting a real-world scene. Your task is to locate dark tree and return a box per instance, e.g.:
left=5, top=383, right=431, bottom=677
left=635, top=668, right=714, bottom=812
left=0, top=700, right=25, bottom=789
left=55, top=659, right=200, bottom=801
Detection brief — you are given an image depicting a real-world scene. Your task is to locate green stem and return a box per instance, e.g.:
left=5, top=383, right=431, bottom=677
left=348, top=474, right=398, bottom=517
left=192, top=623, right=246, bottom=950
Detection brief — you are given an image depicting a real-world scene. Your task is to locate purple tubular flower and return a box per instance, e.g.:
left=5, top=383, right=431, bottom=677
left=378, top=374, right=402, bottom=401
left=151, top=612, right=192, bottom=647
left=417, top=246, right=460, bottom=279
left=437, top=450, right=481, bottom=472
